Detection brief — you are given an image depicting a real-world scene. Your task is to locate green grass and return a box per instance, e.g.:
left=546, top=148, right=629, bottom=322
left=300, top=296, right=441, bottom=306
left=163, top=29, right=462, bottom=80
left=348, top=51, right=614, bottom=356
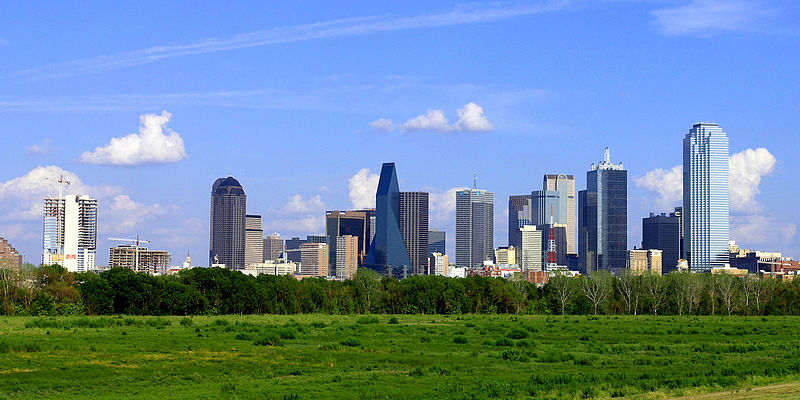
left=1, top=315, right=799, bottom=399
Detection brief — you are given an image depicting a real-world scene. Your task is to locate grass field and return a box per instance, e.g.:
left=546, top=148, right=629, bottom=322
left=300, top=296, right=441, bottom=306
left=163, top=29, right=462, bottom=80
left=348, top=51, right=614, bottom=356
left=1, top=315, right=800, bottom=399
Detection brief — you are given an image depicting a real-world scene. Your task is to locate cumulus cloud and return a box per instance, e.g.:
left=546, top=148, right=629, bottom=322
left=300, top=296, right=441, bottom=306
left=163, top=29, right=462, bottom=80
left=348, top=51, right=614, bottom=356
left=284, top=194, right=326, bottom=214
left=370, top=102, right=494, bottom=133
left=732, top=214, right=796, bottom=248
left=428, top=186, right=468, bottom=226
left=80, top=110, right=187, bottom=166
left=651, top=0, right=773, bottom=36
left=26, top=139, right=53, bottom=155
left=634, top=165, right=683, bottom=210
left=103, top=194, right=174, bottom=234
left=348, top=168, right=379, bottom=209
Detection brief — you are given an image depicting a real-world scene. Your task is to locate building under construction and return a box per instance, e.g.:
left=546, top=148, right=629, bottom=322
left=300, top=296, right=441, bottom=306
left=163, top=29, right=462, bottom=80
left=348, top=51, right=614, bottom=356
left=109, top=245, right=171, bottom=275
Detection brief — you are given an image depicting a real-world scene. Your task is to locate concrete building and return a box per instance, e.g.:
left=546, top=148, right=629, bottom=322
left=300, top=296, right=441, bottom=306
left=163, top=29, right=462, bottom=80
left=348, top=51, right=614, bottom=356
left=307, top=235, right=327, bottom=244
left=364, top=163, right=412, bottom=278
left=428, top=252, right=448, bottom=276
left=399, top=192, right=429, bottom=275
left=43, top=194, right=97, bottom=272
left=428, top=229, right=445, bottom=255
left=544, top=174, right=576, bottom=254
left=517, top=225, right=543, bottom=272
left=0, top=237, right=22, bottom=271
left=209, top=176, right=246, bottom=268
left=456, top=186, right=494, bottom=268
left=683, top=123, right=730, bottom=272
left=326, top=210, right=370, bottom=273
left=263, top=233, right=283, bottom=261
left=642, top=211, right=681, bottom=273
left=541, top=223, right=568, bottom=267
left=335, top=235, right=359, bottom=279
left=627, top=249, right=662, bottom=275
left=245, top=215, right=263, bottom=268
left=245, top=259, right=297, bottom=276
left=508, top=195, right=531, bottom=250
left=300, top=242, right=328, bottom=277
left=109, top=245, right=171, bottom=274
left=285, top=237, right=305, bottom=263
left=494, top=246, right=516, bottom=266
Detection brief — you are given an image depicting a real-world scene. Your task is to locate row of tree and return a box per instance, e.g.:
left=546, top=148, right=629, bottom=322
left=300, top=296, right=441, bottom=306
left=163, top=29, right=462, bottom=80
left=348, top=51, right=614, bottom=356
left=1, top=264, right=799, bottom=316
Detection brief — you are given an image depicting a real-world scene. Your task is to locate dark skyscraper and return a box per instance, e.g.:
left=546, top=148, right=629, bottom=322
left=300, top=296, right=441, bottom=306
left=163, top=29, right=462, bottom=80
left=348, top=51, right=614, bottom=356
left=578, top=148, right=627, bottom=274
left=364, top=163, right=412, bottom=278
left=399, top=192, right=429, bottom=275
left=326, top=210, right=370, bottom=275
left=285, top=237, right=305, bottom=263
left=209, top=176, right=246, bottom=268
left=642, top=211, right=681, bottom=274
left=429, top=229, right=445, bottom=255
left=508, top=195, right=531, bottom=250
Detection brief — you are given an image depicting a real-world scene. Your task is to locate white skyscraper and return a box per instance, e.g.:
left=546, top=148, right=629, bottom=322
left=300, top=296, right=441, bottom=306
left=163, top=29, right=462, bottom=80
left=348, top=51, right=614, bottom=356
left=456, top=185, right=494, bottom=268
left=245, top=215, right=263, bottom=268
left=517, top=225, right=543, bottom=272
left=43, top=194, right=97, bottom=272
left=683, top=122, right=730, bottom=272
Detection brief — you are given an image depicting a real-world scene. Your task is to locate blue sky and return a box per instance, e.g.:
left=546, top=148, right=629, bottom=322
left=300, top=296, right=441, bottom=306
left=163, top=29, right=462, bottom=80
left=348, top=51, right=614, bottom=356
left=1, top=0, right=798, bottom=265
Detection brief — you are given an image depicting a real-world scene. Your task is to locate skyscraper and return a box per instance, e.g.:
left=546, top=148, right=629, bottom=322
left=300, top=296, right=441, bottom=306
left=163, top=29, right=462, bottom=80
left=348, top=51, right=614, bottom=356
left=683, top=123, right=730, bottom=272
left=285, top=237, right=305, bottom=263
left=531, top=190, right=563, bottom=227
left=508, top=195, right=531, bottom=250
left=364, top=163, right=412, bottom=278
left=263, top=233, right=283, bottom=261
left=642, top=212, right=680, bottom=273
left=456, top=184, right=494, bottom=268
left=43, top=194, right=97, bottom=272
left=428, top=229, right=445, bottom=255
left=335, top=235, right=358, bottom=279
left=543, top=174, right=576, bottom=254
left=517, top=225, right=543, bottom=272
left=209, top=176, right=246, bottom=268
left=578, top=148, right=627, bottom=274
left=326, top=210, right=369, bottom=274
left=399, top=192, right=429, bottom=275
left=245, top=215, right=263, bottom=268
left=300, top=242, right=328, bottom=277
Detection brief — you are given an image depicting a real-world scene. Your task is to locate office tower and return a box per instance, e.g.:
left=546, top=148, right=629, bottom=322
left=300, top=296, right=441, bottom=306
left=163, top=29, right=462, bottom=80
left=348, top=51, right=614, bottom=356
left=364, top=163, right=412, bottom=278
left=326, top=210, right=369, bottom=274
left=399, top=192, right=429, bottom=275
left=541, top=223, right=568, bottom=267
left=245, top=215, right=263, bottom=268
left=428, top=252, right=448, bottom=276
left=683, top=123, right=730, bottom=272
left=544, top=174, right=576, bottom=254
left=642, top=212, right=680, bottom=273
left=335, top=235, right=358, bottom=279
left=0, top=237, right=22, bottom=272
left=209, top=176, right=246, bottom=268
left=109, top=245, right=171, bottom=274
left=494, top=246, right=516, bottom=266
left=456, top=183, right=494, bottom=268
left=263, top=234, right=283, bottom=261
left=307, top=235, right=326, bottom=244
left=285, top=237, right=305, bottom=263
left=531, top=190, right=564, bottom=227
left=508, top=195, right=532, bottom=249
left=627, top=249, right=663, bottom=275
left=43, top=194, right=97, bottom=273
left=299, top=242, right=328, bottom=277
left=517, top=225, right=543, bottom=272
left=429, top=229, right=445, bottom=255
left=673, top=207, right=684, bottom=259
left=578, top=147, right=627, bottom=274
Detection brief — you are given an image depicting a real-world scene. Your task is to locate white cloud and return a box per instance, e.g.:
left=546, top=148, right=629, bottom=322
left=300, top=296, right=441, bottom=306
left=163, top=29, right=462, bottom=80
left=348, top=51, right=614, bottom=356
left=264, top=216, right=325, bottom=234
left=80, top=111, right=187, bottom=166
left=652, top=0, right=773, bottom=36
left=26, top=139, right=53, bottom=155
left=348, top=168, right=379, bottom=209
left=103, top=195, right=174, bottom=234
left=284, top=194, right=326, bottom=214
left=371, top=102, right=494, bottom=133
left=428, top=186, right=468, bottom=226
left=731, top=214, right=796, bottom=248
left=729, top=147, right=776, bottom=213
left=634, top=165, right=683, bottom=210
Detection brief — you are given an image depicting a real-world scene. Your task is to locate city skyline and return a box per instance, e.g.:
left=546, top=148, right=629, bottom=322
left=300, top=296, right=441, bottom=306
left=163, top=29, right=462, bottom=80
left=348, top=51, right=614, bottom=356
left=1, top=1, right=798, bottom=266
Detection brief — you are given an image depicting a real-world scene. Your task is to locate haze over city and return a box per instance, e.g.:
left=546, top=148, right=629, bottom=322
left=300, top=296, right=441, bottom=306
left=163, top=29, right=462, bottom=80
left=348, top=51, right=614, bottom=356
left=1, top=0, right=799, bottom=266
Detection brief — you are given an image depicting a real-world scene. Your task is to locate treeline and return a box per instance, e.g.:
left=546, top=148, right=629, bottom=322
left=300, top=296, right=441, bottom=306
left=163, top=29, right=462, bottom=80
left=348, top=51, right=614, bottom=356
left=1, top=265, right=799, bottom=316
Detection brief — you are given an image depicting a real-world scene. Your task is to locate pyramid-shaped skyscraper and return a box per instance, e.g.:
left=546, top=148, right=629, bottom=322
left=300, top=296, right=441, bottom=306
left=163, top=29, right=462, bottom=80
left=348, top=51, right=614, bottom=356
left=364, top=163, right=412, bottom=279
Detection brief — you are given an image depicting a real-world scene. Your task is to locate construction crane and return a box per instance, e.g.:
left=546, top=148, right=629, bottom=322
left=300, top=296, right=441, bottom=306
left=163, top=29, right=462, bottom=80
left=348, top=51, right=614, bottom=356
left=108, top=235, right=150, bottom=273
left=44, top=175, right=71, bottom=200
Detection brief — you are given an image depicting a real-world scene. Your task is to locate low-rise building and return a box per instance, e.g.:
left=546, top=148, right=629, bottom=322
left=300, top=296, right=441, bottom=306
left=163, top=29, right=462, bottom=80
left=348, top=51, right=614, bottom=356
left=109, top=245, right=171, bottom=275
left=0, top=237, right=22, bottom=272
left=627, top=249, right=662, bottom=275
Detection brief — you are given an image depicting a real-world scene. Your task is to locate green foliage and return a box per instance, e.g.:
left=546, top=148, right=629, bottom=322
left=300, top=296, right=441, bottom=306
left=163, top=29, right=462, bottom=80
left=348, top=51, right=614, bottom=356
left=453, top=335, right=468, bottom=344
left=387, top=316, right=399, bottom=324
left=356, top=316, right=379, bottom=324
left=339, top=337, right=361, bottom=347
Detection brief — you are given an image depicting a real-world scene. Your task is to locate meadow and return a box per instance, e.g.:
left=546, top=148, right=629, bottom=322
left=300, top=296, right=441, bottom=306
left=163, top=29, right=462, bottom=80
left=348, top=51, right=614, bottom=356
left=1, top=315, right=800, bottom=399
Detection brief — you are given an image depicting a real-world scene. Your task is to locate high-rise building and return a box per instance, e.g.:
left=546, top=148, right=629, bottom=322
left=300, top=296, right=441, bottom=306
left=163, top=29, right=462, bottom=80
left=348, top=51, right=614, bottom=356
left=43, top=194, right=97, bottom=273
left=245, top=215, right=263, bottom=268
left=628, top=249, right=663, bottom=275
left=300, top=242, right=328, bottom=277
left=428, top=229, right=445, bottom=255
left=642, top=212, right=680, bottom=273
left=508, top=195, right=531, bottom=250
left=531, top=190, right=563, bottom=227
left=517, top=225, right=543, bottom=272
left=0, top=237, right=22, bottom=272
left=399, top=192, right=429, bottom=275
left=541, top=223, right=568, bottom=267
left=209, top=176, right=246, bottom=268
left=263, top=233, right=283, bottom=261
left=494, top=246, right=516, bottom=266
left=578, top=147, right=627, bottom=274
left=456, top=185, right=494, bottom=268
left=335, top=235, right=358, bottom=279
left=428, top=252, right=448, bottom=276
left=285, top=237, right=305, bottom=263
left=544, top=174, right=576, bottom=254
left=109, top=245, right=171, bottom=275
left=683, top=123, right=730, bottom=272
left=364, top=163, right=412, bottom=278
left=307, top=235, right=327, bottom=244
left=326, top=210, right=369, bottom=274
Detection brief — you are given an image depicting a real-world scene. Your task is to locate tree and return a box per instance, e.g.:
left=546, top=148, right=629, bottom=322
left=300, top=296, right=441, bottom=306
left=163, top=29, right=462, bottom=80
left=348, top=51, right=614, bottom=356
left=686, top=273, right=703, bottom=315
left=716, top=273, right=740, bottom=315
left=352, top=268, right=382, bottom=313
left=617, top=270, right=642, bottom=315
left=508, top=274, right=530, bottom=314
left=582, top=271, right=612, bottom=315
left=644, top=272, right=666, bottom=316
left=668, top=270, right=691, bottom=316
left=548, top=273, right=576, bottom=315
left=704, top=274, right=719, bottom=315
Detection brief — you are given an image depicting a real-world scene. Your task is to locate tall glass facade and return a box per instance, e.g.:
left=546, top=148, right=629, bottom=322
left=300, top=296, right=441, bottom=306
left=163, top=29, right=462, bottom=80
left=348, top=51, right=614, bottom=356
left=364, top=163, right=412, bottom=278
left=507, top=195, right=531, bottom=250
left=683, top=123, right=729, bottom=272
left=209, top=176, right=246, bottom=268
left=456, top=188, right=494, bottom=268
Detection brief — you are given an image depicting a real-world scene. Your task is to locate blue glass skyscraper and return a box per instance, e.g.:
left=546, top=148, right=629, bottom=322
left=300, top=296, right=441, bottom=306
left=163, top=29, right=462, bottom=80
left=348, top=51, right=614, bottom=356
left=683, top=123, right=729, bottom=272
left=364, top=163, right=412, bottom=278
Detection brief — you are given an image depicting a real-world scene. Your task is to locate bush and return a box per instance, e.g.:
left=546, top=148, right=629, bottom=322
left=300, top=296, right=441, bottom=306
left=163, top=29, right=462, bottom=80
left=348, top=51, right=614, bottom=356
left=279, top=329, right=296, bottom=340
left=388, top=317, right=399, bottom=325
left=340, top=337, right=362, bottom=347
left=179, top=317, right=193, bottom=326
left=356, top=316, right=380, bottom=325
left=409, top=366, right=425, bottom=377
left=509, top=329, right=529, bottom=340
left=453, top=336, right=468, bottom=344
left=213, top=319, right=230, bottom=326
left=495, top=337, right=514, bottom=347
left=253, top=333, right=282, bottom=347
left=235, top=333, right=253, bottom=341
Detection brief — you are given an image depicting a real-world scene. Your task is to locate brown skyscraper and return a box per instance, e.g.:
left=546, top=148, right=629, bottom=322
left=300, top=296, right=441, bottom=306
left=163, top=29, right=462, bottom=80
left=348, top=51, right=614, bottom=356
left=399, top=192, right=429, bottom=275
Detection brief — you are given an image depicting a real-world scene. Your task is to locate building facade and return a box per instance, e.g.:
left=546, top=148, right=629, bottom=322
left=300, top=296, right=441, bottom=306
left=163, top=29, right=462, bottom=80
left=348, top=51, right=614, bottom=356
left=642, top=212, right=681, bottom=273
left=0, top=237, right=22, bottom=271
left=300, top=242, right=328, bottom=277
left=517, top=225, right=543, bottom=272
left=42, top=194, right=97, bottom=273
left=429, top=229, right=445, bottom=255
left=263, top=234, right=283, bottom=261
left=543, top=174, right=576, bottom=254
left=508, top=195, right=531, bottom=250
left=364, top=163, right=412, bottom=278
left=109, top=245, right=171, bottom=274
left=494, top=246, right=516, bottom=266
left=209, top=176, right=246, bottom=268
left=285, top=237, right=305, bottom=263
left=399, top=192, right=429, bottom=275
left=245, top=215, right=263, bottom=268
left=456, top=187, right=494, bottom=268
left=335, top=235, right=358, bottom=279
left=683, top=123, right=730, bottom=272
left=326, top=210, right=370, bottom=274
left=428, top=252, right=448, bottom=276
left=628, top=249, right=663, bottom=275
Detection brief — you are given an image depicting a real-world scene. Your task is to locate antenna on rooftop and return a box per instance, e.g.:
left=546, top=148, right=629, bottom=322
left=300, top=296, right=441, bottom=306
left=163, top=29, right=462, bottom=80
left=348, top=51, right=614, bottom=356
left=604, top=147, right=610, bottom=163
left=473, top=173, right=478, bottom=190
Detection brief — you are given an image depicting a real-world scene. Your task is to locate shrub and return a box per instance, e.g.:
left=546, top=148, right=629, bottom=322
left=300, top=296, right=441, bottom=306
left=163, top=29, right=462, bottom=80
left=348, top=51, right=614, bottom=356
left=388, top=317, right=399, bottom=325
left=409, top=366, right=425, bottom=377
left=495, top=337, right=514, bottom=347
left=213, top=319, right=230, bottom=326
left=279, top=329, right=296, bottom=340
left=253, top=333, right=282, bottom=347
left=420, top=336, right=431, bottom=343
left=356, top=316, right=380, bottom=325
left=340, top=337, right=361, bottom=347
left=179, top=317, right=193, bottom=326
left=235, top=333, right=253, bottom=341
left=453, top=336, right=468, bottom=344
left=509, top=329, right=529, bottom=340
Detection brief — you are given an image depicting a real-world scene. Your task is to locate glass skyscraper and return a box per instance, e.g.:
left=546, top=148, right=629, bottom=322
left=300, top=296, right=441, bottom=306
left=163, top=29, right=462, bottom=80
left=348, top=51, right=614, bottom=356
left=209, top=176, right=246, bottom=268
left=683, top=123, right=729, bottom=272
left=364, top=163, right=412, bottom=278
left=456, top=187, right=494, bottom=268
left=543, top=174, right=576, bottom=254
left=507, top=195, right=531, bottom=250
left=642, top=212, right=680, bottom=274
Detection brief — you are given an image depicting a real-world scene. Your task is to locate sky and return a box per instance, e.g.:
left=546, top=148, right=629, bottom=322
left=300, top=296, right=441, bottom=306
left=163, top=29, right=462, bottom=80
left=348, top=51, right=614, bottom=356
left=1, top=0, right=799, bottom=266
